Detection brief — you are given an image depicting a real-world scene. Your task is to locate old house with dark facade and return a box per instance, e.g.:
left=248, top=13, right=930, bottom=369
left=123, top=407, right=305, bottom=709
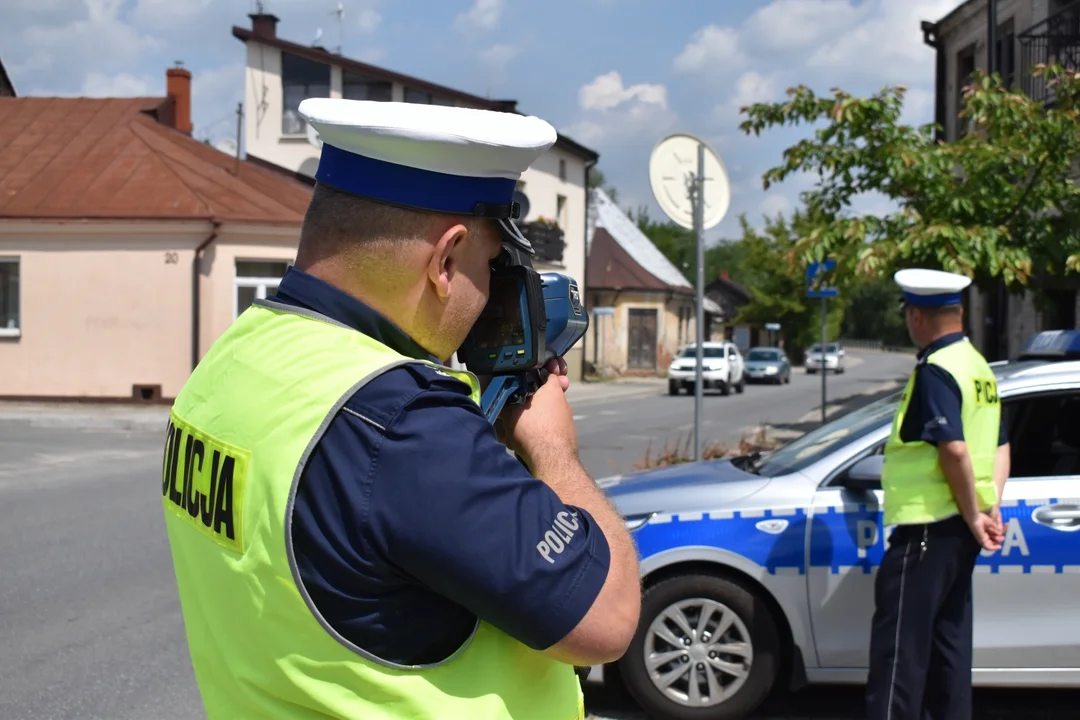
left=923, top=0, right=1080, bottom=359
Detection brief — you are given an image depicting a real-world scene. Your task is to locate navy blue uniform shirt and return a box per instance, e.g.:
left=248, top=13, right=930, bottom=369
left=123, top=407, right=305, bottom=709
left=272, top=267, right=611, bottom=666
left=899, top=332, right=1008, bottom=447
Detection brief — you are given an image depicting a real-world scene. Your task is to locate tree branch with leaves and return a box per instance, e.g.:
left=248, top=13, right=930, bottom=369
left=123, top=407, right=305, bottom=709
left=738, top=64, right=1080, bottom=295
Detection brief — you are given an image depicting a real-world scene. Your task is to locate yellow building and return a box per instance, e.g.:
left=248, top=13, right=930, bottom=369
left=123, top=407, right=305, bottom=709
left=584, top=189, right=725, bottom=376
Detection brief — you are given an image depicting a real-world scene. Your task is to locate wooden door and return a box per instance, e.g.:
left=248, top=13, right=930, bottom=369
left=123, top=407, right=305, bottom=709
left=627, top=308, right=658, bottom=370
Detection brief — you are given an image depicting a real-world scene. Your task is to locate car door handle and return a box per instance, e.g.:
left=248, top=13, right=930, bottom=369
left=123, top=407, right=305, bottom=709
left=1031, top=503, right=1080, bottom=531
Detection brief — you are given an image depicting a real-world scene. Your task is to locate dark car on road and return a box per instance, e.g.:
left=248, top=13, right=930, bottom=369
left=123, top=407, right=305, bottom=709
left=743, top=347, right=791, bottom=385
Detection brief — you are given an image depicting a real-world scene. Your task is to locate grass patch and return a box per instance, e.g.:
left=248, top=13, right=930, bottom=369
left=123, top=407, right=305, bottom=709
left=633, top=426, right=781, bottom=471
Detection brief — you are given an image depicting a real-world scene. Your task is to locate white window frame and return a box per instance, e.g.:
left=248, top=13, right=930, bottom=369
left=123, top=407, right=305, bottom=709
left=233, top=260, right=289, bottom=319
left=0, top=256, right=19, bottom=338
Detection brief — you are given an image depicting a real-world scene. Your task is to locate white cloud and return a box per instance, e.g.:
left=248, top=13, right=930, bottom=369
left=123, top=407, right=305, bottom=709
left=578, top=71, right=667, bottom=112
left=806, top=0, right=965, bottom=83
left=454, top=0, right=502, bottom=33
left=730, top=71, right=777, bottom=111
left=672, top=24, right=744, bottom=74
left=479, top=43, right=521, bottom=68
left=9, top=0, right=160, bottom=81
left=131, top=0, right=213, bottom=29
left=742, top=0, right=864, bottom=51
left=80, top=71, right=153, bottom=96
left=759, top=193, right=792, bottom=218
left=355, top=8, right=382, bottom=33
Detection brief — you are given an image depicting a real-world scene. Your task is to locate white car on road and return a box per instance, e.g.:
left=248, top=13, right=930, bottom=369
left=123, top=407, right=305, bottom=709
left=805, top=342, right=845, bottom=374
left=668, top=342, right=745, bottom=396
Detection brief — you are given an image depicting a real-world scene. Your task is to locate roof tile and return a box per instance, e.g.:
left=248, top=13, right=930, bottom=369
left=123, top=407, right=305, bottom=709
left=0, top=96, right=311, bottom=224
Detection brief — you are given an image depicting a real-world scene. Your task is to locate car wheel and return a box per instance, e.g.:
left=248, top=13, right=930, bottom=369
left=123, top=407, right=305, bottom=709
left=735, top=376, right=745, bottom=394
left=719, top=378, right=731, bottom=396
left=783, top=371, right=790, bottom=384
left=806, top=367, right=815, bottom=374
left=669, top=381, right=680, bottom=396
left=618, top=574, right=781, bottom=720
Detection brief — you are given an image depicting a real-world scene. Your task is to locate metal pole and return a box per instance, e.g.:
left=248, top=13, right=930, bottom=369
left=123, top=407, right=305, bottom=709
left=987, top=0, right=996, bottom=75
left=820, top=295, right=828, bottom=425
left=693, top=142, right=706, bottom=461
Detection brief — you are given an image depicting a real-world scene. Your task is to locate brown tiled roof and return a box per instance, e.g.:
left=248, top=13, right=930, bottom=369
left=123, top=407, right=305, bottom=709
left=586, top=226, right=691, bottom=293
left=0, top=97, right=312, bottom=224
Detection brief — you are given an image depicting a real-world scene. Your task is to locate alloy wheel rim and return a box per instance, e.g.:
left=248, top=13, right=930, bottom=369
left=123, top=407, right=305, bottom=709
left=643, top=597, right=753, bottom=707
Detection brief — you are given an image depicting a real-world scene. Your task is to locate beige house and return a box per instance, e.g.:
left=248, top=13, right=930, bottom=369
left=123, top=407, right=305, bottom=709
left=0, top=66, right=312, bottom=402
left=924, top=0, right=1080, bottom=359
left=231, top=12, right=599, bottom=379
left=584, top=189, right=725, bottom=375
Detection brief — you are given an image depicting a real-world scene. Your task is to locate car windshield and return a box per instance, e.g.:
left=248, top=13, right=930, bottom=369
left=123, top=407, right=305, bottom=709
left=746, top=350, right=779, bottom=361
left=751, top=391, right=901, bottom=477
left=810, top=343, right=840, bottom=354
left=680, top=347, right=725, bottom=358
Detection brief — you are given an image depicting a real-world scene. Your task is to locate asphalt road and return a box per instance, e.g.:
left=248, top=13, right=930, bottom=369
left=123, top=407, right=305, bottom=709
left=572, top=351, right=915, bottom=479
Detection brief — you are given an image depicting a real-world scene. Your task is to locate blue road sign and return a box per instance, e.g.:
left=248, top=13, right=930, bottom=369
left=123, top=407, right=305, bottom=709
left=806, top=260, right=839, bottom=298
left=765, top=322, right=781, bottom=331
left=592, top=306, right=616, bottom=316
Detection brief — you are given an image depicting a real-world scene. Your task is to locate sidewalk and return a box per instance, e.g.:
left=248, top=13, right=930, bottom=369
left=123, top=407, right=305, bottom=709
left=0, top=401, right=170, bottom=431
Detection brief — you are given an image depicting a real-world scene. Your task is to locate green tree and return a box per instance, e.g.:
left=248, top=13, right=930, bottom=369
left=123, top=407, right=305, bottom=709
left=738, top=64, right=1080, bottom=299
left=630, top=204, right=748, bottom=284
left=733, top=211, right=844, bottom=360
left=841, top=277, right=911, bottom=347
left=587, top=166, right=619, bottom=205
left=629, top=204, right=696, bottom=278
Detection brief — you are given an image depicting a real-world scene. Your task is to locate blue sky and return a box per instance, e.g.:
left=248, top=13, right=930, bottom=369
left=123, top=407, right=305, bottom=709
left=3, top=0, right=966, bottom=242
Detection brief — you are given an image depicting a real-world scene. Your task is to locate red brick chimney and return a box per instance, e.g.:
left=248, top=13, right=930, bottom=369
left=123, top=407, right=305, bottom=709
left=249, top=12, right=280, bottom=39
left=166, top=63, right=192, bottom=135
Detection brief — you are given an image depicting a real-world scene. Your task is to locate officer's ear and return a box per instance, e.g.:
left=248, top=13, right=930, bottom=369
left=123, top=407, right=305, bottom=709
left=428, top=222, right=470, bottom=301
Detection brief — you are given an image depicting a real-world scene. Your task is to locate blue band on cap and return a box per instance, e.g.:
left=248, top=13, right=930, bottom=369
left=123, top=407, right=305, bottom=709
left=902, top=290, right=963, bottom=307
left=314, top=142, right=517, bottom=216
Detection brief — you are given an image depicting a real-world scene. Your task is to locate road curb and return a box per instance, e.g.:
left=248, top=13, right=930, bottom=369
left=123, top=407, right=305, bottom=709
left=0, top=403, right=170, bottom=431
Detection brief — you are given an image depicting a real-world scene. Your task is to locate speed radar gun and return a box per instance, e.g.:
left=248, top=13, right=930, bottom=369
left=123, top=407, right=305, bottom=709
left=458, top=245, right=589, bottom=424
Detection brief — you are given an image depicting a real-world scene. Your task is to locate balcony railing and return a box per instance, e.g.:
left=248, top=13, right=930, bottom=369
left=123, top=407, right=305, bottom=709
left=517, top=221, right=565, bottom=265
left=1019, top=1, right=1080, bottom=104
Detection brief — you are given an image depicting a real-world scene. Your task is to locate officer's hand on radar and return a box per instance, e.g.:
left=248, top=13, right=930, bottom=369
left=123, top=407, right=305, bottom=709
left=968, top=513, right=1003, bottom=552
left=503, top=363, right=578, bottom=471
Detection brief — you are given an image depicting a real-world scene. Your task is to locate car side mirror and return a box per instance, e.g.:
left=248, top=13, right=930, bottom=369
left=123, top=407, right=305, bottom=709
left=842, top=455, right=883, bottom=491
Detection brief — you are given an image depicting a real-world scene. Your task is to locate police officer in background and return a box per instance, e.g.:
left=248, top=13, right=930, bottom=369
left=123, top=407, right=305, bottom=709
left=866, top=268, right=1010, bottom=720
left=160, top=99, right=641, bottom=720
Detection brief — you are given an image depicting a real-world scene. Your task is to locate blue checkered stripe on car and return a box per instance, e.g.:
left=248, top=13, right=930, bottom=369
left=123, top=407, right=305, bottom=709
left=631, top=498, right=1080, bottom=576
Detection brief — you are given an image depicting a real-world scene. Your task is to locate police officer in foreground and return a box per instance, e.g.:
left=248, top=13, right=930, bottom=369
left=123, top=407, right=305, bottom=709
left=160, top=99, right=641, bottom=720
left=865, top=268, right=1011, bottom=720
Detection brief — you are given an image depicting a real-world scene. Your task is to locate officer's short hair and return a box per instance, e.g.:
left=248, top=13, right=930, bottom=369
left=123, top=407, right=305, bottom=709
left=912, top=303, right=963, bottom=320
left=297, top=182, right=484, bottom=262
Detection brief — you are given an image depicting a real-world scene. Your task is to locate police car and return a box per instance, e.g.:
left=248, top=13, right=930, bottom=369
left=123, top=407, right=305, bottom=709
left=591, top=330, right=1080, bottom=720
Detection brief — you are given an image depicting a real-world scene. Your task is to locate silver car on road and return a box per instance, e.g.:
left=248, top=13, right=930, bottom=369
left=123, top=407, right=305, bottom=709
left=591, top=334, right=1080, bottom=720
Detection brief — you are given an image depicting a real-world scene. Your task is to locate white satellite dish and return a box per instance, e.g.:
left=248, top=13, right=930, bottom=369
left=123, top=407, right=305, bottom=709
left=214, top=137, right=239, bottom=158
left=305, top=121, right=323, bottom=149
left=648, top=133, right=730, bottom=231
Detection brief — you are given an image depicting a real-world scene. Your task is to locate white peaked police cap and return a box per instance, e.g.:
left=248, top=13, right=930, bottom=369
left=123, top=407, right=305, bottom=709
left=894, top=268, right=972, bottom=307
left=298, top=98, right=559, bottom=254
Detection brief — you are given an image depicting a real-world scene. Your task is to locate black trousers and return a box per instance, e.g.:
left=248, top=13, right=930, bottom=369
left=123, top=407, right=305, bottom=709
left=865, top=514, right=982, bottom=720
